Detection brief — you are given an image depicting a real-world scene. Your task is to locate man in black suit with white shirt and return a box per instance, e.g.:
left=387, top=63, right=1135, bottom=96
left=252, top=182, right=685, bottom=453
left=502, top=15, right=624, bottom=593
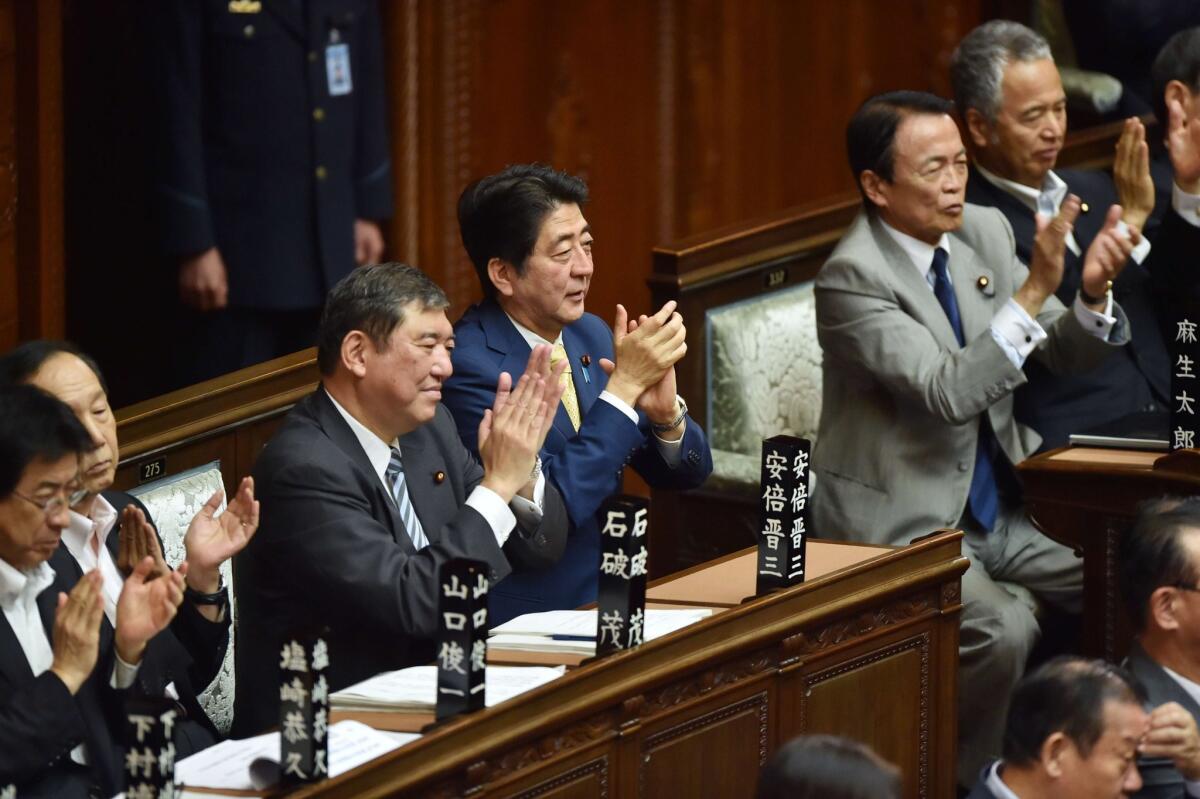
left=233, top=262, right=568, bottom=735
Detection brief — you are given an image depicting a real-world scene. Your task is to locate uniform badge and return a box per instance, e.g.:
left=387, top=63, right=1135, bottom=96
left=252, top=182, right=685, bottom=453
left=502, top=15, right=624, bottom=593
left=228, top=0, right=262, bottom=12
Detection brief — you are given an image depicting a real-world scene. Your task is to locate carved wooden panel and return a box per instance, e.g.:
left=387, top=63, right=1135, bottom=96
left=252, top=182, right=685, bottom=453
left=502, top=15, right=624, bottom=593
left=795, top=635, right=933, bottom=799
left=639, top=689, right=770, bottom=799
left=504, top=752, right=611, bottom=799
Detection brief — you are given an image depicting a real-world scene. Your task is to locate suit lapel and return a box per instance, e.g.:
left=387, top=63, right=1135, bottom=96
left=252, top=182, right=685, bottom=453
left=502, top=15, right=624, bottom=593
left=867, top=215, right=962, bottom=350
left=1129, top=644, right=1200, bottom=720
left=0, top=610, right=34, bottom=686
left=948, top=237, right=997, bottom=345
left=311, top=389, right=411, bottom=547
left=397, top=429, right=449, bottom=547
left=480, top=299, right=590, bottom=440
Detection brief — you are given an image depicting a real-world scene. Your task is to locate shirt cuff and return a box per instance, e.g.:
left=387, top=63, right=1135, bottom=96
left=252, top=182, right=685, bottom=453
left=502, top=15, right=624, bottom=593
left=990, top=298, right=1048, bottom=367
left=466, top=485, right=517, bottom=548
left=111, top=652, right=140, bottom=690
left=598, top=390, right=639, bottom=426
left=1174, top=181, right=1200, bottom=228
left=1115, top=219, right=1151, bottom=263
left=1072, top=291, right=1118, bottom=341
left=509, top=470, right=545, bottom=530
left=652, top=430, right=684, bottom=467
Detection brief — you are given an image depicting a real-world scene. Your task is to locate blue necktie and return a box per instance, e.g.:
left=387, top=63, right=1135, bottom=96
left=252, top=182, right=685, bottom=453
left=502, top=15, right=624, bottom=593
left=931, top=247, right=999, bottom=531
left=386, top=447, right=429, bottom=549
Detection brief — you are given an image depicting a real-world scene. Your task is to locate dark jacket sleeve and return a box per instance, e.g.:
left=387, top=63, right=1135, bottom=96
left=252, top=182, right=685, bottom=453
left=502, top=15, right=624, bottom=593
left=0, top=672, right=88, bottom=786
left=148, top=0, right=214, bottom=257
left=352, top=0, right=393, bottom=220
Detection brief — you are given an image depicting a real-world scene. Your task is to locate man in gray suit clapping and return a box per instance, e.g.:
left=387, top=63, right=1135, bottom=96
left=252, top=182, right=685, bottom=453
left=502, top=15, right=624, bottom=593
left=812, top=90, right=1137, bottom=787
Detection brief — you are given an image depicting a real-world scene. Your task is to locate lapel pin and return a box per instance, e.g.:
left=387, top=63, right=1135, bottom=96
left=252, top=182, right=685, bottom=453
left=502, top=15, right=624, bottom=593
left=1080, top=202, right=1090, bottom=214
left=580, top=354, right=592, bottom=384
left=433, top=471, right=445, bottom=485
left=976, top=275, right=995, bottom=297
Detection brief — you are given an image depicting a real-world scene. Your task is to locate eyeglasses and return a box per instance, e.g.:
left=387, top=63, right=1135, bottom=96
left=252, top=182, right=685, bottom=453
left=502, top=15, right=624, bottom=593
left=12, top=483, right=89, bottom=518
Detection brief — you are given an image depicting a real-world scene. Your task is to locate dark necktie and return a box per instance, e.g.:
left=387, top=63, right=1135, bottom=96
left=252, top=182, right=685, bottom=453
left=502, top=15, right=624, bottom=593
left=931, top=247, right=999, bottom=531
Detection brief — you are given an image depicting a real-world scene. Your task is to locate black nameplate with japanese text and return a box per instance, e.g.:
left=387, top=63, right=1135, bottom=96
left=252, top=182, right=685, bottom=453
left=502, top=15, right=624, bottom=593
left=756, top=435, right=811, bottom=595
left=1172, top=315, right=1200, bottom=450
left=278, top=629, right=330, bottom=784
left=595, top=494, right=650, bottom=657
left=435, top=559, right=489, bottom=720
left=124, top=698, right=178, bottom=798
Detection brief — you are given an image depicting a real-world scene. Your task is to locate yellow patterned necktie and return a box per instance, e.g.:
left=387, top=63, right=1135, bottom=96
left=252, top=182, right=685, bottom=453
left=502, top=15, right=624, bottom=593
left=549, top=344, right=582, bottom=432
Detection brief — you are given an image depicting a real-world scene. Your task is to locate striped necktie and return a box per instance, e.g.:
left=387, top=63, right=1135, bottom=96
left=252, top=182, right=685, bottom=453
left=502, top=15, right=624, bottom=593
left=386, top=447, right=429, bottom=549
left=550, top=343, right=582, bottom=431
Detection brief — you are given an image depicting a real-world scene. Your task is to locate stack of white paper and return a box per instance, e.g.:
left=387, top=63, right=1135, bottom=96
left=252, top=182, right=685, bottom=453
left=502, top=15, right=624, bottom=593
left=330, top=665, right=565, bottom=712
left=174, top=719, right=415, bottom=791
left=487, top=608, right=713, bottom=654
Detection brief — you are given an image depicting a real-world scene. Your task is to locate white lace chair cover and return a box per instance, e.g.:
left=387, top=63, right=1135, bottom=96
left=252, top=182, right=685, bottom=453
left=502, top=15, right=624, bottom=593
left=705, top=281, right=821, bottom=494
left=129, top=461, right=236, bottom=734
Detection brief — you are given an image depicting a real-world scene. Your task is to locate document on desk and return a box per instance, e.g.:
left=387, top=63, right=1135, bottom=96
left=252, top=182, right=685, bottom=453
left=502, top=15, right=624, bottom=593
left=330, top=665, right=566, bottom=712
left=488, top=608, right=713, bottom=653
left=174, top=719, right=415, bottom=791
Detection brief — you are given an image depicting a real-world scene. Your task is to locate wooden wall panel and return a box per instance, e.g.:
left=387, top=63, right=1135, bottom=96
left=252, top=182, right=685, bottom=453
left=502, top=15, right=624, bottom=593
left=49, top=0, right=984, bottom=406
left=378, top=0, right=985, bottom=327
left=0, top=0, right=16, bottom=351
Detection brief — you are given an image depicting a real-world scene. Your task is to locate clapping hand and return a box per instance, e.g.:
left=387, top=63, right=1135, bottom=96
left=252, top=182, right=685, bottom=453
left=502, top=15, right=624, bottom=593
left=1139, top=701, right=1200, bottom=780
left=50, top=570, right=105, bottom=694
left=1167, top=94, right=1200, bottom=194
left=1016, top=195, right=1082, bottom=316
left=114, top=556, right=186, bottom=666
left=600, top=301, right=687, bottom=412
left=1079, top=205, right=1138, bottom=307
left=183, top=476, right=260, bottom=594
left=478, top=355, right=556, bottom=502
left=117, top=504, right=169, bottom=579
left=1113, top=117, right=1155, bottom=232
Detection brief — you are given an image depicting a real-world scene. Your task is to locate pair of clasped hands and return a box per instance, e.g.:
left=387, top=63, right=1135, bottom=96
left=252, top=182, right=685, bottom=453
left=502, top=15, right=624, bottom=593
left=50, top=480, right=260, bottom=696
left=476, top=301, right=688, bottom=503
left=1016, top=108, right=1200, bottom=317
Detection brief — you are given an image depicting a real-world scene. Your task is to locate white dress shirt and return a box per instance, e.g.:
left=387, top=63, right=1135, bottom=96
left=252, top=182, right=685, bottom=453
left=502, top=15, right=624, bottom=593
left=983, top=760, right=1021, bottom=798
left=1172, top=182, right=1200, bottom=229
left=975, top=164, right=1153, bottom=264
left=504, top=314, right=684, bottom=468
left=880, top=221, right=1117, bottom=370
left=63, top=495, right=177, bottom=701
left=62, top=496, right=123, bottom=625
left=325, top=389, right=544, bottom=549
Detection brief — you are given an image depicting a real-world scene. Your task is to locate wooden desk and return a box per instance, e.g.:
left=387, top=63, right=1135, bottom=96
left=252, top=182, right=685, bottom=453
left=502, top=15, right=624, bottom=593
left=299, top=534, right=966, bottom=799
left=1019, top=446, right=1200, bottom=660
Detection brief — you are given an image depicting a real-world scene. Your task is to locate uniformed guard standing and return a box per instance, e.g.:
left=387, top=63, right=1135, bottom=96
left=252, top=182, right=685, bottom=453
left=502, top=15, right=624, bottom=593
left=150, top=0, right=393, bottom=383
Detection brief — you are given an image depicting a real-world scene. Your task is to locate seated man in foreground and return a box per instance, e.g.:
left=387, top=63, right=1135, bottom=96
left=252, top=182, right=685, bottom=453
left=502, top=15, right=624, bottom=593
left=967, top=657, right=1149, bottom=798
left=812, top=90, right=1135, bottom=785
left=444, top=164, right=712, bottom=624
left=0, top=385, right=185, bottom=797
left=0, top=340, right=259, bottom=752
left=233, top=262, right=568, bottom=735
left=1120, top=496, right=1200, bottom=796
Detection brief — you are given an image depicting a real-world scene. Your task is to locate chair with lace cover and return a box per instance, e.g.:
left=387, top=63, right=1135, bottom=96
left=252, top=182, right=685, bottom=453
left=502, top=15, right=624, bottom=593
left=129, top=461, right=237, bottom=734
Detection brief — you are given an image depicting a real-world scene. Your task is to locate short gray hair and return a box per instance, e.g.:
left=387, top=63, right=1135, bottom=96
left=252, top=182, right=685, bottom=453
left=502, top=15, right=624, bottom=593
left=951, top=20, right=1053, bottom=122
left=316, top=262, right=450, bottom=376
